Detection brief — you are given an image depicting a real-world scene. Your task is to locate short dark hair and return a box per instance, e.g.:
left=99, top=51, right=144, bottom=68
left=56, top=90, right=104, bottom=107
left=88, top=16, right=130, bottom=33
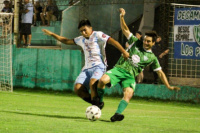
left=145, top=31, right=158, bottom=42
left=78, top=19, right=91, bottom=29
left=3, top=0, right=9, bottom=4
left=136, top=31, right=142, bottom=35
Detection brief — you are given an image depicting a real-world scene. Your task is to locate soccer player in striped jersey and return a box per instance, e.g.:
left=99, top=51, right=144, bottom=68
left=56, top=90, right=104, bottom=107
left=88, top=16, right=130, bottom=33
left=95, top=8, right=180, bottom=122
left=42, top=19, right=129, bottom=108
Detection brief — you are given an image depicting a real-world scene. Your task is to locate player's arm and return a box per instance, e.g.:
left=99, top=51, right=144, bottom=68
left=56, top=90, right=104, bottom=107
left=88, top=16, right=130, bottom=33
left=119, top=8, right=131, bottom=39
left=21, top=8, right=29, bottom=13
left=156, top=70, right=180, bottom=90
left=107, top=37, right=129, bottom=59
left=159, top=49, right=170, bottom=58
left=42, top=29, right=75, bottom=45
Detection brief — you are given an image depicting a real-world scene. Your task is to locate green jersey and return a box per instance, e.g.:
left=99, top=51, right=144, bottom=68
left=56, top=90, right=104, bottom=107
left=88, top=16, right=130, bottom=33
left=115, top=34, right=161, bottom=77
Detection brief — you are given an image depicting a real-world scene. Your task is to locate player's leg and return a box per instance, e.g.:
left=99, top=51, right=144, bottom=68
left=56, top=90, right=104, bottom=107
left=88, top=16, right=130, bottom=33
left=110, top=74, right=136, bottom=122
left=90, top=78, right=98, bottom=101
left=90, top=74, right=110, bottom=109
left=74, top=83, right=92, bottom=104
left=110, top=87, right=134, bottom=122
left=96, top=74, right=110, bottom=104
left=97, top=67, right=123, bottom=105
left=89, top=63, right=106, bottom=107
left=117, top=87, right=134, bottom=113
left=74, top=70, right=92, bottom=104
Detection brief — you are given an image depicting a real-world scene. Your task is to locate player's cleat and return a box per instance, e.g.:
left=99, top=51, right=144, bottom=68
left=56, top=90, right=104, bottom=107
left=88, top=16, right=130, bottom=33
left=92, top=97, right=104, bottom=109
left=110, top=113, right=124, bottom=122
left=98, top=101, right=104, bottom=109
left=92, top=97, right=100, bottom=106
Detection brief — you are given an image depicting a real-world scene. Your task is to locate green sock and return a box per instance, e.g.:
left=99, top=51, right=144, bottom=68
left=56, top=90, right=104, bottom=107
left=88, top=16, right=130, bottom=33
left=97, top=88, right=105, bottom=103
left=116, top=100, right=128, bottom=114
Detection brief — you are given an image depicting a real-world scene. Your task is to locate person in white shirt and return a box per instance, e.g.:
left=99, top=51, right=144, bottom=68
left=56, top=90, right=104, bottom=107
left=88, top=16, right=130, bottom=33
left=21, top=0, right=33, bottom=46
left=42, top=19, right=129, bottom=109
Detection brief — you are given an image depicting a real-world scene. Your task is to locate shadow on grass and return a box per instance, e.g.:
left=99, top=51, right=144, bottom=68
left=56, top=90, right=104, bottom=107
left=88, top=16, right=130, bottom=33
left=1, top=110, right=86, bottom=120
left=99, top=119, right=111, bottom=122
left=1, top=110, right=111, bottom=122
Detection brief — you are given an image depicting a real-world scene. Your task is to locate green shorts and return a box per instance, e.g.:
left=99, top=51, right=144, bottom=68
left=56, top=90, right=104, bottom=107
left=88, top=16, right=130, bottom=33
left=106, top=67, right=136, bottom=91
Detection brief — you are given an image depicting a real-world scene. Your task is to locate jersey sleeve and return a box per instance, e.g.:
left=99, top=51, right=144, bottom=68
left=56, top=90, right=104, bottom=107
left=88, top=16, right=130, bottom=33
left=97, top=31, right=110, bottom=43
left=151, top=57, right=162, bottom=71
left=127, top=33, right=138, bottom=45
left=73, top=36, right=83, bottom=47
left=27, top=3, right=33, bottom=10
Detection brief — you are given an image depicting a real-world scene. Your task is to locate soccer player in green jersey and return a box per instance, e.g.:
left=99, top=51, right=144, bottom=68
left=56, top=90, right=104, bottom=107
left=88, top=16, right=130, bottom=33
left=94, top=8, right=180, bottom=122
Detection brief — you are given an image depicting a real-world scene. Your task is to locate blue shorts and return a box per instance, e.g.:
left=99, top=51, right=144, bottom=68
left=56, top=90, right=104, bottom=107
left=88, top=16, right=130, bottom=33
left=75, top=63, right=106, bottom=91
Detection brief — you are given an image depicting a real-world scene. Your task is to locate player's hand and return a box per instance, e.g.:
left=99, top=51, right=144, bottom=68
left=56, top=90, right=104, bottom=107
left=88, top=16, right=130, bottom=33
left=125, top=42, right=129, bottom=48
left=122, top=51, right=129, bottom=60
left=168, top=86, right=180, bottom=91
left=159, top=53, right=163, bottom=58
left=119, top=8, right=126, bottom=17
left=42, top=29, right=52, bottom=36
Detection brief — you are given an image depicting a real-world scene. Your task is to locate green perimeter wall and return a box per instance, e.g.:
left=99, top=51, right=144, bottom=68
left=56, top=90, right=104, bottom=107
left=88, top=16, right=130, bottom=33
left=12, top=45, right=82, bottom=90
left=12, top=45, right=200, bottom=103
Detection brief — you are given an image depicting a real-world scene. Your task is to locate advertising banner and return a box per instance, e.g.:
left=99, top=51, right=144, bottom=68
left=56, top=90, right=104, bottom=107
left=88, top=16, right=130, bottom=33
left=174, top=7, right=200, bottom=59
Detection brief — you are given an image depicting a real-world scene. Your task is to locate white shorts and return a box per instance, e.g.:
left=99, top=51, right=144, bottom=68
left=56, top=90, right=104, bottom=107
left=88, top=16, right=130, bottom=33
left=75, top=63, right=106, bottom=91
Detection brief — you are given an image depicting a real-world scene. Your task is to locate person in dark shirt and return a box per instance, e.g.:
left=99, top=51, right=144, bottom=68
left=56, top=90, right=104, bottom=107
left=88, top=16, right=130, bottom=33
left=40, top=0, right=58, bottom=26
left=33, top=1, right=43, bottom=26
left=1, top=0, right=12, bottom=13
left=0, top=0, right=12, bottom=38
left=151, top=36, right=170, bottom=84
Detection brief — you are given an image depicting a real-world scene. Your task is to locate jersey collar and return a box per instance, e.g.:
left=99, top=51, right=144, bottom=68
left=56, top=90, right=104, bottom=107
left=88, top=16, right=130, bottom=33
left=143, top=47, right=152, bottom=52
left=85, top=31, right=94, bottom=40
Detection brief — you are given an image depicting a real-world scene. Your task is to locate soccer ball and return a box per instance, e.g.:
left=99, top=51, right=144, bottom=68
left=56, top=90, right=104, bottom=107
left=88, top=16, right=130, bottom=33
left=85, top=105, right=101, bottom=121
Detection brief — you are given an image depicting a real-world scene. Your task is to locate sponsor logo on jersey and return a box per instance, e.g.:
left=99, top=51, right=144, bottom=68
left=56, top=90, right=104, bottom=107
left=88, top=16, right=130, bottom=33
left=128, top=54, right=140, bottom=67
left=135, top=47, right=140, bottom=52
left=143, top=56, right=148, bottom=61
left=107, top=70, right=112, bottom=73
left=94, top=72, right=99, bottom=76
left=102, top=34, right=106, bottom=38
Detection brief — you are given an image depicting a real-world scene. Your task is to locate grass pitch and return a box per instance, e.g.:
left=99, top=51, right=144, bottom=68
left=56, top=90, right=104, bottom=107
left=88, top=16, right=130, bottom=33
left=0, top=89, right=199, bottom=133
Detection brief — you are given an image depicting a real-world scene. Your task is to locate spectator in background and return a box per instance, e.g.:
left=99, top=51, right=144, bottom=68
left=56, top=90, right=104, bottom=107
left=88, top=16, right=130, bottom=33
left=151, top=36, right=170, bottom=84
left=1, top=0, right=12, bottom=13
left=125, top=31, right=144, bottom=83
left=33, top=1, right=43, bottom=26
left=135, top=31, right=143, bottom=41
left=8, top=0, right=14, bottom=9
left=0, top=0, right=12, bottom=38
left=125, top=31, right=142, bottom=48
left=20, top=0, right=33, bottom=46
left=40, top=0, right=58, bottom=26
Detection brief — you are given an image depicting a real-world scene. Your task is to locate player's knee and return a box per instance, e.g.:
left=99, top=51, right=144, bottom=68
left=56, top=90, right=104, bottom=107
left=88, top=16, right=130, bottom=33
left=98, top=78, right=107, bottom=87
left=89, top=79, right=98, bottom=88
left=74, top=87, right=78, bottom=94
left=74, top=84, right=81, bottom=94
left=100, top=74, right=110, bottom=84
left=124, top=88, right=134, bottom=102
